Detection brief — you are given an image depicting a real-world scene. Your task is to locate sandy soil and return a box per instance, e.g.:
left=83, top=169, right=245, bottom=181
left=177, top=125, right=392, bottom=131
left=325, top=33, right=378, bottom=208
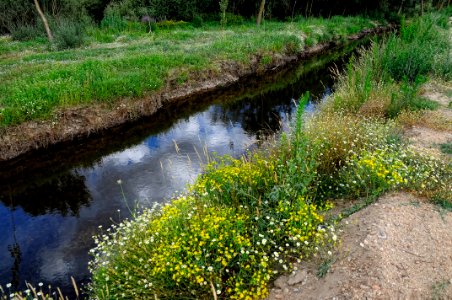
left=268, top=193, right=452, bottom=300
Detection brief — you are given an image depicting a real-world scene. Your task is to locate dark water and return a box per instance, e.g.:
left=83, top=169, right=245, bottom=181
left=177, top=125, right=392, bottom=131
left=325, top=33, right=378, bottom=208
left=0, top=42, right=364, bottom=296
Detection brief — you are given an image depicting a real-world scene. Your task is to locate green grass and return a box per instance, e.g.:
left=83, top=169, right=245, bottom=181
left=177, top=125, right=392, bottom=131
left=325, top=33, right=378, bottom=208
left=317, top=258, right=335, bottom=278
left=327, top=12, right=451, bottom=118
left=0, top=16, right=377, bottom=127
left=431, top=280, right=451, bottom=300
left=440, top=142, right=452, bottom=154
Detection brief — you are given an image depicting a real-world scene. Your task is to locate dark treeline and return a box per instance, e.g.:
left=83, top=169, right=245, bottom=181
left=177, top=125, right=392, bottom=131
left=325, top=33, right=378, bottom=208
left=1, top=0, right=450, bottom=35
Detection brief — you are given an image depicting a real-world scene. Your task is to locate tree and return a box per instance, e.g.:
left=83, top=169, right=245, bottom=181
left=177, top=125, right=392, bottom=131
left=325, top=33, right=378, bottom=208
left=256, top=0, right=265, bottom=26
left=34, top=0, right=53, bottom=42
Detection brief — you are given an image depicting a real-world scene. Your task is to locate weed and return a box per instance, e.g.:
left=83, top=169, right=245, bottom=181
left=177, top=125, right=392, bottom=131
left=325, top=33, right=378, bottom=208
left=431, top=280, right=451, bottom=300
left=440, top=143, right=452, bottom=155
left=317, top=258, right=335, bottom=278
left=0, top=278, right=80, bottom=300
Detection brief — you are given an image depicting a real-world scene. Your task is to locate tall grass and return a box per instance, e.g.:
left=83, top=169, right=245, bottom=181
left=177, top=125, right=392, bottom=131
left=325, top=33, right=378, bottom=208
left=328, top=12, right=451, bottom=117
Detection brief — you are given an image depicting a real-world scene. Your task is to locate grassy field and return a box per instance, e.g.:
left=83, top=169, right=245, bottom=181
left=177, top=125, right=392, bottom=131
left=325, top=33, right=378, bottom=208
left=0, top=16, right=378, bottom=127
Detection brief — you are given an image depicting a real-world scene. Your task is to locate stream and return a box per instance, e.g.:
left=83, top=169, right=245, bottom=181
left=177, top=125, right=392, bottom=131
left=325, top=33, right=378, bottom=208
left=0, top=41, right=367, bottom=296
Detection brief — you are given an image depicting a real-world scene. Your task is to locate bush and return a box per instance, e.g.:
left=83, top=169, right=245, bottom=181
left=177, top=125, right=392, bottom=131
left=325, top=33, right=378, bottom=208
left=386, top=78, right=440, bottom=118
left=11, top=24, right=44, bottom=41
left=338, top=145, right=452, bottom=198
left=89, top=194, right=334, bottom=299
left=101, top=4, right=129, bottom=33
left=380, top=14, right=450, bottom=82
left=54, top=19, right=86, bottom=50
left=192, top=15, right=204, bottom=27
left=328, top=12, right=450, bottom=118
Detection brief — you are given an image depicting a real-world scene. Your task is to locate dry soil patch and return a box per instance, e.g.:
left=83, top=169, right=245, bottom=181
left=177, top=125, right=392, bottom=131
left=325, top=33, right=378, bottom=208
left=268, top=193, right=452, bottom=300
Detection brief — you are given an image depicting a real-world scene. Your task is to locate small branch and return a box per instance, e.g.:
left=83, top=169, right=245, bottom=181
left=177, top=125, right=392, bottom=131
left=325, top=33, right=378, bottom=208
left=210, top=280, right=218, bottom=300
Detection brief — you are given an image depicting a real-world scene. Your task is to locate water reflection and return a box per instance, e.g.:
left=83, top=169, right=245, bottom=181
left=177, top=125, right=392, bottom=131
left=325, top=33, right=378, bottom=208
left=0, top=42, right=363, bottom=296
left=1, top=172, right=91, bottom=217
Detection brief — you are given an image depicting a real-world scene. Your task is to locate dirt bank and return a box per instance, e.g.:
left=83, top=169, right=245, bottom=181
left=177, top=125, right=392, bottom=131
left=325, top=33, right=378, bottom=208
left=0, top=25, right=394, bottom=162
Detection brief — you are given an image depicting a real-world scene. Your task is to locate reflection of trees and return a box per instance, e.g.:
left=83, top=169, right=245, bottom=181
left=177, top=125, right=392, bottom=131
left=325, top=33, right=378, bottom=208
left=0, top=171, right=91, bottom=216
left=7, top=204, right=22, bottom=290
left=210, top=97, right=292, bottom=140
left=210, top=63, right=334, bottom=139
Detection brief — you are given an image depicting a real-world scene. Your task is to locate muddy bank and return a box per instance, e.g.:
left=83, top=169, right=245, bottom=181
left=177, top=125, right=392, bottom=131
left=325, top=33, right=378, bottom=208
left=0, top=25, right=394, bottom=162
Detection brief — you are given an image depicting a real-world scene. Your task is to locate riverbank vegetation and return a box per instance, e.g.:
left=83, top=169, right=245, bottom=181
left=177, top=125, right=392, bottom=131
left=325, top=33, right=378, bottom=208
left=87, top=9, right=451, bottom=300
left=0, top=15, right=379, bottom=128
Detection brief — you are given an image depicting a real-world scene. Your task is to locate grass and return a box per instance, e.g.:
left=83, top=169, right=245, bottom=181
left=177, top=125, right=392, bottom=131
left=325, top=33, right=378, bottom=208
left=440, top=142, right=452, bottom=154
left=0, top=279, right=80, bottom=300
left=431, top=280, right=451, bottom=300
left=316, top=258, right=335, bottom=278
left=0, top=16, right=378, bottom=127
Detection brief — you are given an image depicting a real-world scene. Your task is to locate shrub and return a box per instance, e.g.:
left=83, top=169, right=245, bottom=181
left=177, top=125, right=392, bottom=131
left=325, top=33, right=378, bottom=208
left=101, top=7, right=128, bottom=33
left=338, top=145, right=452, bottom=198
left=89, top=183, right=334, bottom=299
left=380, top=14, right=450, bottom=82
left=192, top=15, right=204, bottom=27
left=11, top=24, right=44, bottom=41
left=54, top=19, right=86, bottom=50
left=440, top=143, right=452, bottom=155
left=386, top=78, right=439, bottom=118
left=328, top=13, right=451, bottom=117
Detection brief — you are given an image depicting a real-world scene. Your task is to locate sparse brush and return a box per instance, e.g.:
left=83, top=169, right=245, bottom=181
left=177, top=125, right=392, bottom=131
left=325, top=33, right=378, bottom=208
left=0, top=279, right=80, bottom=300
left=397, top=110, right=452, bottom=131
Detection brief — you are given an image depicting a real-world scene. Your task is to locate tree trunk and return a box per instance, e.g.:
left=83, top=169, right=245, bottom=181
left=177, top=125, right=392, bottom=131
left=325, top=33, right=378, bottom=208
left=257, top=0, right=265, bottom=26
left=34, top=0, right=53, bottom=43
left=421, top=0, right=424, bottom=15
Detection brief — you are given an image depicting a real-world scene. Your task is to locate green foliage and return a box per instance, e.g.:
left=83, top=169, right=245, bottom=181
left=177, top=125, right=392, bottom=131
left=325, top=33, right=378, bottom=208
left=0, top=0, right=35, bottom=34
left=89, top=194, right=333, bottom=299
left=101, top=6, right=129, bottom=33
left=317, top=258, right=334, bottom=278
left=387, top=78, right=440, bottom=118
left=338, top=145, right=452, bottom=199
left=380, top=14, right=450, bottom=82
left=157, top=20, right=189, bottom=30
left=192, top=15, right=204, bottom=27
left=219, top=0, right=229, bottom=26
left=10, top=24, right=45, bottom=41
left=440, top=143, right=452, bottom=155
left=0, top=16, right=375, bottom=127
left=54, top=19, right=86, bottom=50
left=328, top=12, right=451, bottom=118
